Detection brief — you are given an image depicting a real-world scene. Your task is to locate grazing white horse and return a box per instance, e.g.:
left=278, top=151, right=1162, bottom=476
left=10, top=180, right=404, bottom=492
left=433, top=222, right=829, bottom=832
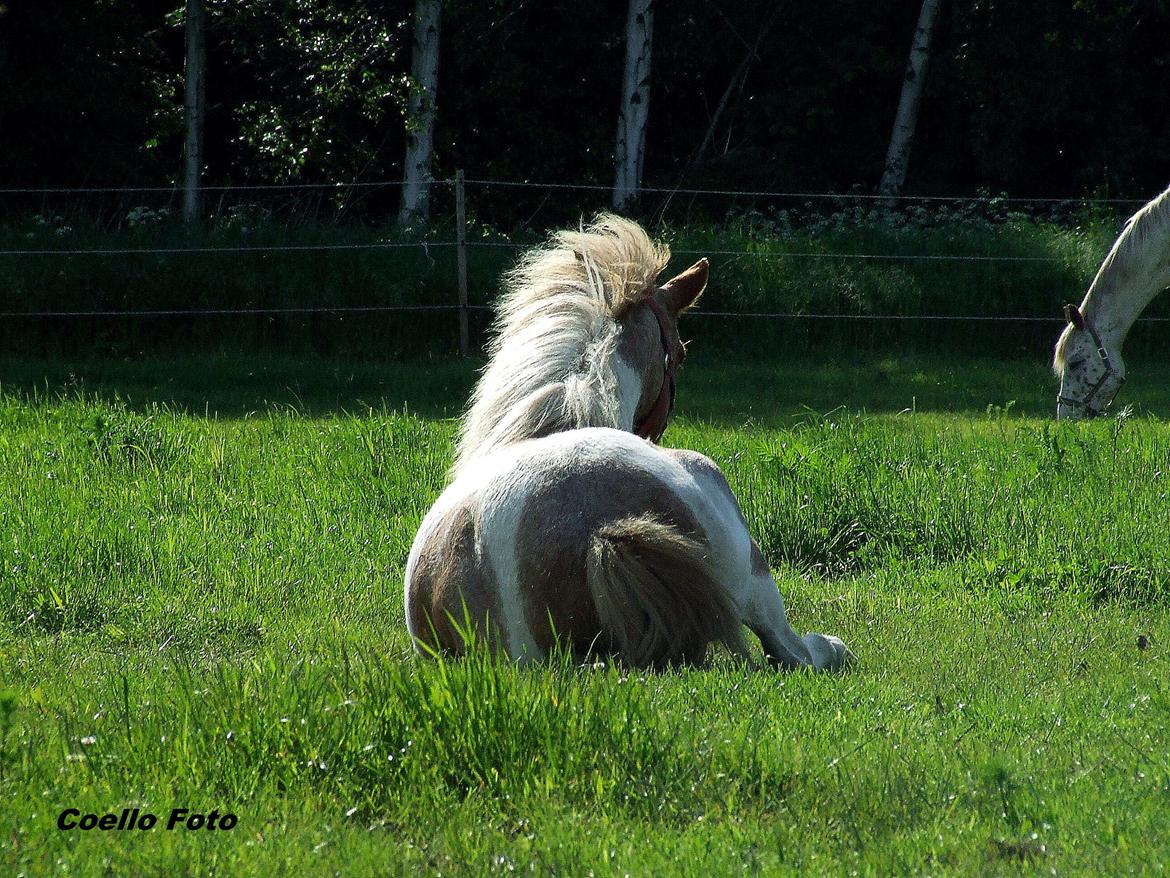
left=404, top=215, right=851, bottom=670
left=1054, top=183, right=1170, bottom=418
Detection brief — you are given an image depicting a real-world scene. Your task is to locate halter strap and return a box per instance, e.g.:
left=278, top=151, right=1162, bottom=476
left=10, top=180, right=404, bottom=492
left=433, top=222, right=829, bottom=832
left=634, top=295, right=679, bottom=442
left=1057, top=312, right=1124, bottom=418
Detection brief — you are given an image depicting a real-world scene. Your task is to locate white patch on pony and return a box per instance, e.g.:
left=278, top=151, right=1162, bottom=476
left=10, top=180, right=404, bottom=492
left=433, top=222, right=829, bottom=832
left=475, top=452, right=545, bottom=664
left=659, top=453, right=750, bottom=574
left=613, top=354, right=644, bottom=430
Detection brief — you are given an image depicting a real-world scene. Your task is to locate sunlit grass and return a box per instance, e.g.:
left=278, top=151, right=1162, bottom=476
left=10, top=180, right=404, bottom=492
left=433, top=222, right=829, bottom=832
left=1, top=355, right=1168, bottom=875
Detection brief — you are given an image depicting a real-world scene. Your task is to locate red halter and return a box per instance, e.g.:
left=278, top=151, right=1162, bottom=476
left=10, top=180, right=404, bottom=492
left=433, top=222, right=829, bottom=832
left=634, top=295, right=681, bottom=442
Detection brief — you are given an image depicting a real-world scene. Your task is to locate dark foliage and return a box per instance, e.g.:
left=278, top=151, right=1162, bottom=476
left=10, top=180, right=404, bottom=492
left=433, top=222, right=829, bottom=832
left=2, top=0, right=1170, bottom=216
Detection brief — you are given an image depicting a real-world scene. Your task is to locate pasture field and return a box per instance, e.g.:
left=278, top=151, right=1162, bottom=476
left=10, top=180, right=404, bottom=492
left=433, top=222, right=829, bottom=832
left=2, top=352, right=1169, bottom=876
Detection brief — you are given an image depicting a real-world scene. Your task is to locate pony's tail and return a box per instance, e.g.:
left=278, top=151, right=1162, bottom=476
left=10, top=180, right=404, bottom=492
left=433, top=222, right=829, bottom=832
left=585, top=515, right=745, bottom=668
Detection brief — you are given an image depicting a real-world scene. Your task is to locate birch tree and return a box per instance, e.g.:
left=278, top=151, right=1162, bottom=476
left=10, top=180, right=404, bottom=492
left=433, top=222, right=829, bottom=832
left=878, top=0, right=943, bottom=198
left=613, top=0, right=654, bottom=213
left=183, top=0, right=206, bottom=223
left=399, top=0, right=441, bottom=226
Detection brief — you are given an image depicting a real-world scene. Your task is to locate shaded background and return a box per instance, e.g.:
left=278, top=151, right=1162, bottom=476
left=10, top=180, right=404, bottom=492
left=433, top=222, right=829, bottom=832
left=1, top=0, right=1168, bottom=363
left=3, top=1, right=1168, bottom=208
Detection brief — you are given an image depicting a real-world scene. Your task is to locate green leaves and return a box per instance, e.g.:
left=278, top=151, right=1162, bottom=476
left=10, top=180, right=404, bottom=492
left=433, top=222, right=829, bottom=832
left=218, top=1, right=410, bottom=183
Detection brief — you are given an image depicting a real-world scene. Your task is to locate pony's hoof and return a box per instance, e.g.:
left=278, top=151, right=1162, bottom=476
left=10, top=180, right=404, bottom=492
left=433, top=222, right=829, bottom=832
left=804, top=633, right=854, bottom=671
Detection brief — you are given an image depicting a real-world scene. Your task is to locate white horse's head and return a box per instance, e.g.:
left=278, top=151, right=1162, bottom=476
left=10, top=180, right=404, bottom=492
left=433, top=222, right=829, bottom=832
left=1052, top=184, right=1170, bottom=419
left=1054, top=303, right=1125, bottom=420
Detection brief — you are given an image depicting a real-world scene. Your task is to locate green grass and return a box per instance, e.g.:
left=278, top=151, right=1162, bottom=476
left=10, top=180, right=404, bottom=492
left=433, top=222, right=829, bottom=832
left=2, top=353, right=1169, bottom=875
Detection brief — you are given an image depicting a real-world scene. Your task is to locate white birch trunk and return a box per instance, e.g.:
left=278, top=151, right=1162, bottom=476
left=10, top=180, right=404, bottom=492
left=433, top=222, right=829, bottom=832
left=183, top=0, right=206, bottom=223
left=399, top=0, right=441, bottom=226
left=878, top=0, right=943, bottom=198
left=613, top=0, right=654, bottom=213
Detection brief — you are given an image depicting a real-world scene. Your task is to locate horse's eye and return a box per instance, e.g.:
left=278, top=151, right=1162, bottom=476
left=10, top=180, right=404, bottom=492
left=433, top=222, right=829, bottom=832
left=1067, top=359, right=1086, bottom=372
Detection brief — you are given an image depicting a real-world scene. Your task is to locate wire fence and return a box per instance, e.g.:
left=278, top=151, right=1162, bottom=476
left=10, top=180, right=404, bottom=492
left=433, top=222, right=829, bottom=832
left=1, top=172, right=1153, bottom=344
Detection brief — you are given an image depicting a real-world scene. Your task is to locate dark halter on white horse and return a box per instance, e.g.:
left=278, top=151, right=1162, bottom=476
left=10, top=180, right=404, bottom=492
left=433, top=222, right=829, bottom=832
left=1057, top=308, right=1124, bottom=418
left=634, top=295, right=683, bottom=442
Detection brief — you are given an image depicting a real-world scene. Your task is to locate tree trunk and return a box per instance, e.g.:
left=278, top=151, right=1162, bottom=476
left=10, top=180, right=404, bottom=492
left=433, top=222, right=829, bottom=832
left=878, top=0, right=943, bottom=198
left=399, top=0, right=441, bottom=227
left=183, top=0, right=206, bottom=223
left=613, top=0, right=654, bottom=213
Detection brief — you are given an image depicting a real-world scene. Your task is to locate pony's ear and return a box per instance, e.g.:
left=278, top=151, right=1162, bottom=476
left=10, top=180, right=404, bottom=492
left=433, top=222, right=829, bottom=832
left=659, top=258, right=709, bottom=313
left=1064, top=303, right=1085, bottom=330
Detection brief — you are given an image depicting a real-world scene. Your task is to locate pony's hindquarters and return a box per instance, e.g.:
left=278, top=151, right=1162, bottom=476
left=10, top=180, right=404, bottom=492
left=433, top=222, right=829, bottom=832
left=587, top=514, right=744, bottom=667
left=405, top=427, right=850, bottom=670
left=405, top=428, right=745, bottom=665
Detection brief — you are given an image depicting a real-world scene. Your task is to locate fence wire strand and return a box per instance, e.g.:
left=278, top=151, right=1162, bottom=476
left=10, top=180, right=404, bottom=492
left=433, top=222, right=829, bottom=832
left=6, top=304, right=1170, bottom=324
left=0, top=242, right=457, bottom=256
left=0, top=304, right=465, bottom=319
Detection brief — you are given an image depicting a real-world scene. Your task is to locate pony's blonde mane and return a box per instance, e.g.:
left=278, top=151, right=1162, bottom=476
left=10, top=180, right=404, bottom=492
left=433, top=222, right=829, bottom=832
left=452, top=214, right=670, bottom=476
left=1054, top=185, right=1170, bottom=375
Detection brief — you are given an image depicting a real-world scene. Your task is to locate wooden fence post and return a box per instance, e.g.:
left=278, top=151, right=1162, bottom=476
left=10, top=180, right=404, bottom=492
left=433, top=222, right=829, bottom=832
left=455, top=170, right=470, bottom=356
